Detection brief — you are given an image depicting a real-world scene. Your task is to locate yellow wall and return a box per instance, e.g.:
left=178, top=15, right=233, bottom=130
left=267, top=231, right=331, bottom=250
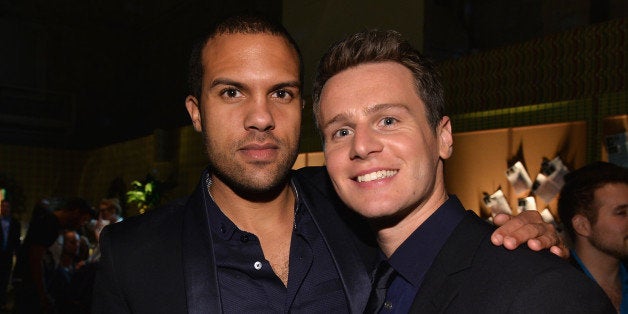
left=0, top=144, right=86, bottom=219
left=445, top=122, right=587, bottom=219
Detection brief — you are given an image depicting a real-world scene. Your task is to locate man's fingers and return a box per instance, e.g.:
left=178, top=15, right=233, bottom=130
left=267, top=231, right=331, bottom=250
left=491, top=211, right=568, bottom=258
left=550, top=244, right=570, bottom=259
left=492, top=213, right=514, bottom=227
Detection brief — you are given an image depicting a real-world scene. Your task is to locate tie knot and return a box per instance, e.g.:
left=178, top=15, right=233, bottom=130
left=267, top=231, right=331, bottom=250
left=364, top=261, right=398, bottom=313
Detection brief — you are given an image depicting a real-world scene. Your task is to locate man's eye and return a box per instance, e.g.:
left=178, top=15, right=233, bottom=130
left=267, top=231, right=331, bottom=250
left=333, top=128, right=352, bottom=138
left=273, top=89, right=294, bottom=102
left=382, top=117, right=397, bottom=126
left=221, top=88, right=241, bottom=98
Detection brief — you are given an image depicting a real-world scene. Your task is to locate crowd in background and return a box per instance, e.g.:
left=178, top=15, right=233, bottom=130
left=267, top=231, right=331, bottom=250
left=0, top=161, right=626, bottom=313
left=0, top=196, right=123, bottom=314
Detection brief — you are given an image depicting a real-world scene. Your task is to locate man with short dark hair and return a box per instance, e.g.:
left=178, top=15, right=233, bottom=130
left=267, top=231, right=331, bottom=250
left=93, top=13, right=567, bottom=313
left=558, top=161, right=628, bottom=312
left=313, top=29, right=614, bottom=313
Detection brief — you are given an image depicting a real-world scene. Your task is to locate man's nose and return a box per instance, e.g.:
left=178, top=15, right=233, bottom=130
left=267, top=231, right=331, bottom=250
left=244, top=96, right=275, bottom=132
left=350, top=126, right=383, bottom=160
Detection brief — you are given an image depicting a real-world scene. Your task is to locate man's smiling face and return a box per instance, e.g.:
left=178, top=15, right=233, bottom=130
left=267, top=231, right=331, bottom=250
left=319, top=61, right=452, bottom=222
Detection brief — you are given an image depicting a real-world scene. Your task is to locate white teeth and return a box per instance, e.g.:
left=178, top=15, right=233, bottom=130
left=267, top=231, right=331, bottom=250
left=357, top=170, right=397, bottom=182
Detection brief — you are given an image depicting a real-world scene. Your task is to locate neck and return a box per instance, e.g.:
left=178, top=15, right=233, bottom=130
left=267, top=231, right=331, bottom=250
left=575, top=240, right=623, bottom=311
left=209, top=175, right=296, bottom=235
left=574, top=240, right=622, bottom=284
left=376, top=187, right=449, bottom=258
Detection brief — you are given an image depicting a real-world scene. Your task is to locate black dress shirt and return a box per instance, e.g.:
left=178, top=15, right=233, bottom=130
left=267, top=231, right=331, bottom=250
left=206, top=176, right=349, bottom=313
left=381, top=195, right=466, bottom=313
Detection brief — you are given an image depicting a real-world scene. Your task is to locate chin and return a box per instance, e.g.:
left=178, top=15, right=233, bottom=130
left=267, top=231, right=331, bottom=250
left=350, top=203, right=396, bottom=219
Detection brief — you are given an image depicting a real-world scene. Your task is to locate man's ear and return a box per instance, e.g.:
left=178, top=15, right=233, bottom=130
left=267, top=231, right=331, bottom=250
left=438, top=116, right=454, bottom=160
left=185, top=96, right=202, bottom=132
left=572, top=214, right=592, bottom=237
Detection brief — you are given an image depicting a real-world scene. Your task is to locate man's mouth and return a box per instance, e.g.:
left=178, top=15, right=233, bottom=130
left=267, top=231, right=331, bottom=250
left=238, top=142, right=280, bottom=160
left=356, top=170, right=398, bottom=183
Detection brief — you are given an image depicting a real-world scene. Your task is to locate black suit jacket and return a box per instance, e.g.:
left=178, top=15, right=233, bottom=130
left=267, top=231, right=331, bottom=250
left=408, top=211, right=615, bottom=313
left=93, top=167, right=377, bottom=314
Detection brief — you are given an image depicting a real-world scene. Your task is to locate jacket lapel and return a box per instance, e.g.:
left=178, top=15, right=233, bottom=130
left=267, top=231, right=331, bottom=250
left=182, top=179, right=222, bottom=313
left=294, top=167, right=377, bottom=313
left=410, top=212, right=490, bottom=312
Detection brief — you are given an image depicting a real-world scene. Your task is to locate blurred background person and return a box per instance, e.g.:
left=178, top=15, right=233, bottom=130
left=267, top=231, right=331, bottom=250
left=87, top=198, right=123, bottom=263
left=13, top=197, right=94, bottom=314
left=66, top=198, right=125, bottom=313
left=558, top=161, right=628, bottom=313
left=47, top=230, right=82, bottom=314
left=0, top=199, right=20, bottom=312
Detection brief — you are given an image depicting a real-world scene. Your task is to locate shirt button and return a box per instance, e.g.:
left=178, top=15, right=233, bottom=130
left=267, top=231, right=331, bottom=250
left=383, top=301, right=393, bottom=310
left=240, top=234, right=249, bottom=242
left=219, top=223, right=226, bottom=233
left=254, top=261, right=262, bottom=270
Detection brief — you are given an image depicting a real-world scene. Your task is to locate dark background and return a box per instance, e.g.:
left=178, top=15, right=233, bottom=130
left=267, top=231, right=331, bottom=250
left=0, top=0, right=624, bottom=149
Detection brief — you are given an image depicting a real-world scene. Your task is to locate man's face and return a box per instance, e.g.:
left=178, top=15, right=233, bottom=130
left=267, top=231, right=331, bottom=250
left=63, top=231, right=80, bottom=256
left=589, top=182, right=628, bottom=260
left=186, top=33, right=302, bottom=194
left=99, top=204, right=115, bottom=221
left=319, top=62, right=452, bottom=221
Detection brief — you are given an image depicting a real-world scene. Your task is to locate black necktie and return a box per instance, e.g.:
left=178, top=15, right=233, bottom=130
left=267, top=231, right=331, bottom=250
left=365, top=261, right=397, bottom=313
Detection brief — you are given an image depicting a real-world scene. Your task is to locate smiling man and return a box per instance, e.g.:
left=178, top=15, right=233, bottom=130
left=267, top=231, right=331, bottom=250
left=93, top=14, right=571, bottom=314
left=313, top=29, right=614, bottom=313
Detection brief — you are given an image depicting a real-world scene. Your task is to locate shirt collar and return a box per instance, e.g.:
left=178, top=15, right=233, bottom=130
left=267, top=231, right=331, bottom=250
left=203, top=169, right=301, bottom=240
left=387, top=195, right=466, bottom=287
left=572, top=249, right=628, bottom=313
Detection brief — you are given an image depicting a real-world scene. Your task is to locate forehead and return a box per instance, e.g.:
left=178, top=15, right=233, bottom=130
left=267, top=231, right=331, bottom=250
left=320, top=62, right=422, bottom=117
left=201, top=33, right=300, bottom=79
left=594, top=183, right=628, bottom=201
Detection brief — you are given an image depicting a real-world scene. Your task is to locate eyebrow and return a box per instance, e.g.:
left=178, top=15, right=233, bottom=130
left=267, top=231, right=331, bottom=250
left=210, top=79, right=301, bottom=92
left=210, top=78, right=244, bottom=89
left=615, top=204, right=628, bottom=211
left=270, top=81, right=302, bottom=93
left=364, top=103, right=410, bottom=115
left=322, top=103, right=410, bottom=130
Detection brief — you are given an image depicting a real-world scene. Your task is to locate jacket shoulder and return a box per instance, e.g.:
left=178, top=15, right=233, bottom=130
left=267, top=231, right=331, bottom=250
left=103, top=197, right=187, bottom=248
left=416, top=212, right=615, bottom=312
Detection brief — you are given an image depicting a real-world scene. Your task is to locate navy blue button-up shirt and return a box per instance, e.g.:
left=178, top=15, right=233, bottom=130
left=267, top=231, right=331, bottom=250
left=380, top=195, right=466, bottom=313
left=206, top=175, right=349, bottom=313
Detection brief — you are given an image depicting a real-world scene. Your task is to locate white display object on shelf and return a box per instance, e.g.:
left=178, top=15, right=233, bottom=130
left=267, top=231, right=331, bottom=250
left=533, top=156, right=570, bottom=203
left=506, top=161, right=533, bottom=196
